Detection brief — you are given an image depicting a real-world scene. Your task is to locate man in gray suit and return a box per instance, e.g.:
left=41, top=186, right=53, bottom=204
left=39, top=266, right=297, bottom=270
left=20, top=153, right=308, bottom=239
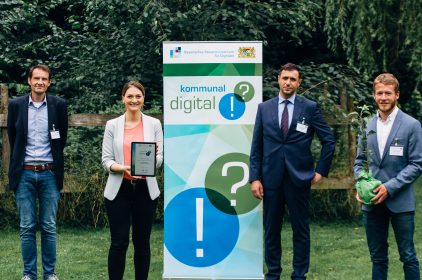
left=354, top=73, right=422, bottom=279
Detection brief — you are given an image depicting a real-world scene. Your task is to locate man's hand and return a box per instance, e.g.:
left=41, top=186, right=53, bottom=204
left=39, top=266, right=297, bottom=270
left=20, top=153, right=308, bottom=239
left=311, top=172, right=323, bottom=185
left=372, top=184, right=389, bottom=204
left=251, top=180, right=264, bottom=200
left=355, top=192, right=363, bottom=204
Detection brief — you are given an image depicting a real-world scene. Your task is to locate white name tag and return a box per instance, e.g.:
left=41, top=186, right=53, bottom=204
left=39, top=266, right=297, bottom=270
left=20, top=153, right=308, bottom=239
left=389, top=146, right=403, bottom=156
left=296, top=123, right=308, bottom=134
left=50, top=130, right=61, bottom=139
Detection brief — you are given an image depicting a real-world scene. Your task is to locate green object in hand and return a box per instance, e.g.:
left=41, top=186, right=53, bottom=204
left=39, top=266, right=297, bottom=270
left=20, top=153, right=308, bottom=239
left=355, top=170, right=382, bottom=205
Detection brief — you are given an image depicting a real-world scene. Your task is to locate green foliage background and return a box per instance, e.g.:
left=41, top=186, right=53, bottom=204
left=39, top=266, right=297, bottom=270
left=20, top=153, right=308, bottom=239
left=1, top=0, right=420, bottom=227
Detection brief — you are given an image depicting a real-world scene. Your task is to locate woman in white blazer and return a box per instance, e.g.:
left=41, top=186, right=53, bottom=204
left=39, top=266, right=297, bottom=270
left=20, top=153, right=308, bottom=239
left=101, top=81, right=163, bottom=280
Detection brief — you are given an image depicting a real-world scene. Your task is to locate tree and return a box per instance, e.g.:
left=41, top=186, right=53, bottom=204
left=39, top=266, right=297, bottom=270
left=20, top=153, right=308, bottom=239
left=1, top=0, right=377, bottom=221
left=324, top=0, right=422, bottom=119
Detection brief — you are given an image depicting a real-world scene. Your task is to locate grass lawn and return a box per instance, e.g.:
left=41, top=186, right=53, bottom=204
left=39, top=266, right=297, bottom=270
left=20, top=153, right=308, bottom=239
left=1, top=178, right=421, bottom=279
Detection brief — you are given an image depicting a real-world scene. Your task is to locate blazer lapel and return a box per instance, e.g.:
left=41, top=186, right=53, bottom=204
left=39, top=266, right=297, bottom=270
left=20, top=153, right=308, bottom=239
left=286, top=94, right=303, bottom=138
left=142, top=114, right=152, bottom=142
left=380, top=110, right=403, bottom=163
left=270, top=97, right=283, bottom=138
left=116, top=115, right=125, bottom=163
left=367, top=116, right=381, bottom=164
left=46, top=95, right=56, bottom=132
left=22, top=95, right=30, bottom=136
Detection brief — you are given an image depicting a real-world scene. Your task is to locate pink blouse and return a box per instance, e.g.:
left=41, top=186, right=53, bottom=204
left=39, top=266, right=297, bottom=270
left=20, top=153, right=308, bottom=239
left=123, top=120, right=144, bottom=180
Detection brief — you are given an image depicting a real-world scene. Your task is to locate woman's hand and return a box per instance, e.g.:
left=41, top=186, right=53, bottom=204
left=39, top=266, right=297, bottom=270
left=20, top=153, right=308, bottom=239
left=111, top=163, right=131, bottom=176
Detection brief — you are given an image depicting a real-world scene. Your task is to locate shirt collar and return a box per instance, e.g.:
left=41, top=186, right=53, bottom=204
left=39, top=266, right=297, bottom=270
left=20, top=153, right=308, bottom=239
left=377, top=106, right=399, bottom=123
left=278, top=94, right=296, bottom=105
left=28, top=94, right=47, bottom=106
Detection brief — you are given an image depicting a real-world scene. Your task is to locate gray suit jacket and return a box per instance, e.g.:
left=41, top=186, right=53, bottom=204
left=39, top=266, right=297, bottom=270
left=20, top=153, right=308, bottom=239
left=102, top=113, right=163, bottom=200
left=354, top=109, right=422, bottom=212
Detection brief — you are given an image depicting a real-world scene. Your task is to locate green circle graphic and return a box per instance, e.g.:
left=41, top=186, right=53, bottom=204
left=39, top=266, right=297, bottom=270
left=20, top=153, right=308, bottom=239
left=234, top=81, right=255, bottom=102
left=205, top=153, right=260, bottom=215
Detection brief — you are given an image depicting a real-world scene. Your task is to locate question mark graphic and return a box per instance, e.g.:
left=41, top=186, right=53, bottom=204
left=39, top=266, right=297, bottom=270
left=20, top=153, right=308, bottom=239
left=222, top=162, right=249, bottom=207
left=239, top=84, right=249, bottom=97
left=234, top=81, right=254, bottom=102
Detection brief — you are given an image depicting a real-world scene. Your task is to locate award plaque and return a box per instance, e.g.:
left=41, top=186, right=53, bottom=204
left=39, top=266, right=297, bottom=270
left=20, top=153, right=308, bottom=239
left=131, top=142, right=157, bottom=177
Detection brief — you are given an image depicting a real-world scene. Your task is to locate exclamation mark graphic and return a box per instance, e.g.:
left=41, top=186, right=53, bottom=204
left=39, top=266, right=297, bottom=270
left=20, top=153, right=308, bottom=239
left=230, top=95, right=234, bottom=117
left=196, top=198, right=204, bottom=258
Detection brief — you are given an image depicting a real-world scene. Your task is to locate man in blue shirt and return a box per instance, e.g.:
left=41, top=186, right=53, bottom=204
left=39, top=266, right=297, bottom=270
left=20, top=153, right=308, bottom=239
left=7, top=64, right=68, bottom=280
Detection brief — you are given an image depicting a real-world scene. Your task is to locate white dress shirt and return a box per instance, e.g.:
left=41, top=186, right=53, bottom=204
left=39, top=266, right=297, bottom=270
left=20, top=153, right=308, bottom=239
left=377, top=106, right=399, bottom=156
left=278, top=94, right=296, bottom=128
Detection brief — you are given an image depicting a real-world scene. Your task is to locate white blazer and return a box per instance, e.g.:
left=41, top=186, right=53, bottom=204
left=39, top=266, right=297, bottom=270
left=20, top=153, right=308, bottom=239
left=102, top=113, right=163, bottom=200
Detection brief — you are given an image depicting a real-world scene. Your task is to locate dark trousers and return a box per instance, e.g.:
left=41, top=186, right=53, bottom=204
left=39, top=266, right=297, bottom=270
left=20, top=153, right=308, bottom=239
left=362, top=204, right=420, bottom=280
left=263, top=171, right=311, bottom=280
left=105, top=179, right=158, bottom=280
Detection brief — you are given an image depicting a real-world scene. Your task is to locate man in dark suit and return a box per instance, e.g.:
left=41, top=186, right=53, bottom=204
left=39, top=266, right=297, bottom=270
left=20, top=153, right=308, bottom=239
left=249, top=63, right=336, bottom=279
left=7, top=64, right=68, bottom=280
left=354, top=73, right=422, bottom=279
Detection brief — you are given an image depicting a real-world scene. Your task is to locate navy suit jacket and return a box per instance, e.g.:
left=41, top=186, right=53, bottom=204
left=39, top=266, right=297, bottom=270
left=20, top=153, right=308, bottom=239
left=7, top=94, right=68, bottom=191
left=249, top=95, right=336, bottom=189
left=354, top=109, right=422, bottom=213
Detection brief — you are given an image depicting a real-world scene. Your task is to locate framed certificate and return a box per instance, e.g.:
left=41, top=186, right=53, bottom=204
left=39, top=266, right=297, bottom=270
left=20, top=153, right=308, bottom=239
left=131, top=142, right=157, bottom=177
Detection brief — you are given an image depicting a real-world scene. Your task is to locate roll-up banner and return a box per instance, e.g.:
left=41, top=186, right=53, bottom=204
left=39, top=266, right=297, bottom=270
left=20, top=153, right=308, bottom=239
left=163, top=41, right=263, bottom=280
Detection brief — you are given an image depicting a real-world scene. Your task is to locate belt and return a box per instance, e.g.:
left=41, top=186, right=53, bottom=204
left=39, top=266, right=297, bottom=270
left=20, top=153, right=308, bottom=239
left=123, top=178, right=145, bottom=186
left=23, top=163, right=54, bottom=171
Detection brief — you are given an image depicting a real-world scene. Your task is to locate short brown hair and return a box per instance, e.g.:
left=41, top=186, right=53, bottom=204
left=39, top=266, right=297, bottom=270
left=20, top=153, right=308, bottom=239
left=373, top=73, right=399, bottom=93
left=28, top=64, right=51, bottom=80
left=121, top=81, right=145, bottom=96
left=279, top=63, right=301, bottom=79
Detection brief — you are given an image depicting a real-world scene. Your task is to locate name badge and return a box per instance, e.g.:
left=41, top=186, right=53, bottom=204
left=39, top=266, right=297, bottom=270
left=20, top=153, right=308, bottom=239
left=50, top=130, right=61, bottom=139
left=389, top=146, right=403, bottom=156
left=296, top=123, right=308, bottom=134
